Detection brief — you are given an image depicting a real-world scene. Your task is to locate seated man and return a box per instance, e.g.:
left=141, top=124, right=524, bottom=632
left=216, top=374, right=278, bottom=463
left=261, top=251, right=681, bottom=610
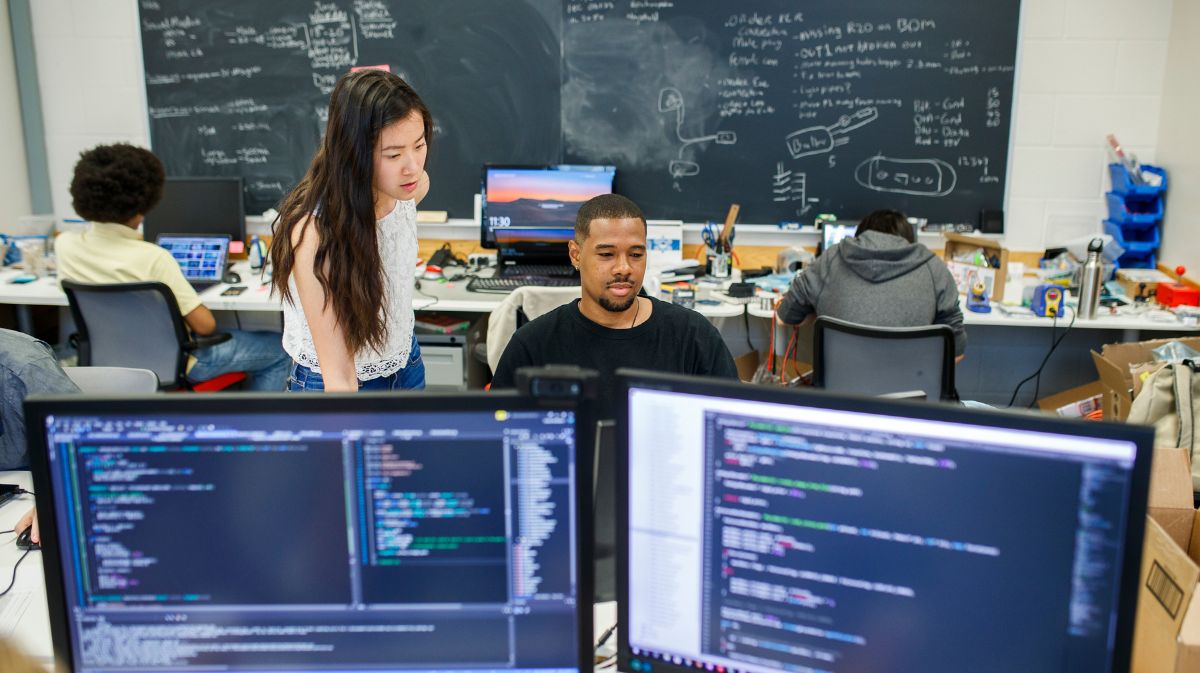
left=56, top=144, right=289, bottom=390
left=1, top=328, right=79, bottom=470
left=491, top=194, right=738, bottom=417
left=776, top=209, right=966, bottom=359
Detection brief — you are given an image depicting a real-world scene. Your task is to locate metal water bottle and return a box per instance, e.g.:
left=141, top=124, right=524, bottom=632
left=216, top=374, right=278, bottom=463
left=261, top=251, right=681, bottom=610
left=1077, top=238, right=1104, bottom=320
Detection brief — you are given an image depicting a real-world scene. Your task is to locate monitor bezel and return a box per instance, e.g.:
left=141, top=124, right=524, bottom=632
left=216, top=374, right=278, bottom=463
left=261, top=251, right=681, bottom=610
left=479, top=164, right=616, bottom=249
left=143, top=176, right=246, bottom=244
left=25, top=390, right=595, bottom=673
left=613, top=369, right=1152, bottom=673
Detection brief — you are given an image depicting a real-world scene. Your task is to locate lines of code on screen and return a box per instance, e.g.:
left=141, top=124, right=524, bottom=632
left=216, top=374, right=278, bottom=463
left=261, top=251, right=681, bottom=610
left=698, top=410, right=1131, bottom=673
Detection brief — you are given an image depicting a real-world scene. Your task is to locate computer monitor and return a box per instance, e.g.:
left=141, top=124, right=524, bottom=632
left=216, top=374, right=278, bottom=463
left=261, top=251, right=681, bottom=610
left=615, top=371, right=1152, bottom=673
left=27, top=392, right=593, bottom=673
left=155, top=234, right=230, bottom=287
left=143, top=177, right=246, bottom=246
left=481, top=165, right=616, bottom=248
left=819, top=222, right=856, bottom=255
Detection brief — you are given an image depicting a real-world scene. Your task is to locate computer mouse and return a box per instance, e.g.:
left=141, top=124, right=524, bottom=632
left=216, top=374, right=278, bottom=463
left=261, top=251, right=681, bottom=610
left=15, top=526, right=38, bottom=550
left=222, top=269, right=241, bottom=284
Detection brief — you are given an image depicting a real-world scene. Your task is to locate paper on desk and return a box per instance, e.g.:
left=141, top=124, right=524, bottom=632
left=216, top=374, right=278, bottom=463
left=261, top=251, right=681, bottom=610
left=0, top=589, right=33, bottom=637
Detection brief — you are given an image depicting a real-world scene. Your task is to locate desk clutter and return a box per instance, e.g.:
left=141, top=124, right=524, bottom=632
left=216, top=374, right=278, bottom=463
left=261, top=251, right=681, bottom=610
left=5, top=368, right=1159, bottom=673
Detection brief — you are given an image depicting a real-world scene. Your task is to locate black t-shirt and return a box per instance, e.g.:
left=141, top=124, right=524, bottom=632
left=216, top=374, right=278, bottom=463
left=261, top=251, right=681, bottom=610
left=492, top=298, right=739, bottom=419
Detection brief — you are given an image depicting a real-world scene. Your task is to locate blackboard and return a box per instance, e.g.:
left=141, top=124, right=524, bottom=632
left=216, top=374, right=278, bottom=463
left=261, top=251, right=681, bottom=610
left=139, top=0, right=1020, bottom=225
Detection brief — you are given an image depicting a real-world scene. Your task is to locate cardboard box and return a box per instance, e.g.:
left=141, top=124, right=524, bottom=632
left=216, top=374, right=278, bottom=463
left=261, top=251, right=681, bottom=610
left=1118, top=268, right=1174, bottom=301
left=1091, top=337, right=1200, bottom=421
left=943, top=233, right=1009, bottom=300
left=1133, top=448, right=1200, bottom=673
left=1037, top=381, right=1105, bottom=418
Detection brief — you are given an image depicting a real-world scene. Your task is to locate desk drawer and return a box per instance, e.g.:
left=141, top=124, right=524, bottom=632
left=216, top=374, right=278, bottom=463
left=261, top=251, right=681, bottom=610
left=421, top=345, right=464, bottom=389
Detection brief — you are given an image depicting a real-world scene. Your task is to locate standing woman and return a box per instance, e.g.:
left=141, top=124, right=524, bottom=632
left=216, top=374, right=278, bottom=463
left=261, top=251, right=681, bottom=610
left=270, top=69, right=431, bottom=391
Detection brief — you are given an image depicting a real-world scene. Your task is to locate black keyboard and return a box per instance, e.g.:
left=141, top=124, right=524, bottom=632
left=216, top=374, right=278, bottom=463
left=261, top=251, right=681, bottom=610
left=499, top=264, right=576, bottom=278
left=468, top=276, right=581, bottom=293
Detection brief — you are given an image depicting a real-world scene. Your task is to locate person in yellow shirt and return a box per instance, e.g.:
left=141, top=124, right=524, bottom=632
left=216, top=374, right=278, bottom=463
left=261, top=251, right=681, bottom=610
left=56, top=144, right=289, bottom=390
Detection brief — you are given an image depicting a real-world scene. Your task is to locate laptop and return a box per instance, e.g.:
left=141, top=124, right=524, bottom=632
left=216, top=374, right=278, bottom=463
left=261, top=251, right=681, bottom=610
left=495, top=226, right=578, bottom=278
left=26, top=391, right=594, bottom=673
left=817, top=221, right=856, bottom=255
left=616, top=370, right=1153, bottom=673
left=155, top=234, right=231, bottom=288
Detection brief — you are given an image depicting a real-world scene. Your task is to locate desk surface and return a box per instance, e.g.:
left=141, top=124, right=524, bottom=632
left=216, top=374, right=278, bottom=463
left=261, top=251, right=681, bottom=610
left=0, top=470, right=52, bottom=666
left=1, top=263, right=746, bottom=319
left=745, top=299, right=1200, bottom=333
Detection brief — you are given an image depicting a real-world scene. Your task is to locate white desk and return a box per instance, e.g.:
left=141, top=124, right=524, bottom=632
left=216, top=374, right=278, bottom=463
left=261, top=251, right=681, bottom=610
left=0, top=470, right=52, bottom=667
left=2, top=262, right=747, bottom=319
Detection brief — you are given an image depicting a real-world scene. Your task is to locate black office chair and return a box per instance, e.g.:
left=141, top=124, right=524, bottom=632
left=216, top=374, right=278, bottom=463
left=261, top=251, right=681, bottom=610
left=812, top=315, right=958, bottom=402
left=62, top=280, right=246, bottom=392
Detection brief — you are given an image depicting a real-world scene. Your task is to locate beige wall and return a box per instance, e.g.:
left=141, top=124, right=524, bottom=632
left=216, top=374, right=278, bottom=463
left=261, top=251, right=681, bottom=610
left=1156, top=0, right=1200, bottom=272
left=0, top=0, right=33, bottom=224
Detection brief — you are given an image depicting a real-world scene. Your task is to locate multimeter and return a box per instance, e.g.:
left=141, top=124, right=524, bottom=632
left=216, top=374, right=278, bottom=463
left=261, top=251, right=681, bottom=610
left=1031, top=284, right=1064, bottom=317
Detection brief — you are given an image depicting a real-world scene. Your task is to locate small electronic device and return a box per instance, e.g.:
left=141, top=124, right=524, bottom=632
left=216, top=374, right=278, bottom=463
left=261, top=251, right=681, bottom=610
left=616, top=371, right=1153, bottom=673
left=1158, top=266, right=1200, bottom=308
left=26, top=390, right=594, bottom=673
left=669, top=286, right=695, bottom=308
left=1032, top=283, right=1065, bottom=317
left=219, top=286, right=247, bottom=296
left=818, top=221, right=856, bottom=255
left=156, top=234, right=231, bottom=288
left=16, top=526, right=38, bottom=550
left=966, top=278, right=992, bottom=313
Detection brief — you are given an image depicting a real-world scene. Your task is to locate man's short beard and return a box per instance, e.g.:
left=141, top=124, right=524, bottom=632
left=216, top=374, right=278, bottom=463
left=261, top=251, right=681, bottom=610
left=598, top=295, right=637, bottom=313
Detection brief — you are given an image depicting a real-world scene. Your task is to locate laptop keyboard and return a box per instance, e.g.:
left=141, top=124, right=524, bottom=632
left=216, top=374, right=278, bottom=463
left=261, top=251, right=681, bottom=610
left=499, top=264, right=577, bottom=278
left=467, top=276, right=581, bottom=293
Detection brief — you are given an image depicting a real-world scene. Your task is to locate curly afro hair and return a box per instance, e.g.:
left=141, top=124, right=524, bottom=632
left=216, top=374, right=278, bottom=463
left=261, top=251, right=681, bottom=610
left=70, top=144, right=165, bottom=224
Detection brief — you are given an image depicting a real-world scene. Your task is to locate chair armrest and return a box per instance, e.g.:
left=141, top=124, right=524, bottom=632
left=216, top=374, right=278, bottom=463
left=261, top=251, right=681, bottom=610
left=184, top=332, right=233, bottom=351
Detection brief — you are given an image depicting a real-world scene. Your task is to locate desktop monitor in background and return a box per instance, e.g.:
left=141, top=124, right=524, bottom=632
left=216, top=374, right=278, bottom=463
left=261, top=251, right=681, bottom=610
left=143, top=177, right=246, bottom=248
left=481, top=165, right=616, bottom=248
left=615, top=371, right=1152, bottom=673
left=27, top=392, right=593, bottom=673
left=818, top=221, right=856, bottom=255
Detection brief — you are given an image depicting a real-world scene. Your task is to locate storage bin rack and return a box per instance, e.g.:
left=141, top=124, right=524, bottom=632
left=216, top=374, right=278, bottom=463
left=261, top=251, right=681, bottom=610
left=1104, top=163, right=1167, bottom=269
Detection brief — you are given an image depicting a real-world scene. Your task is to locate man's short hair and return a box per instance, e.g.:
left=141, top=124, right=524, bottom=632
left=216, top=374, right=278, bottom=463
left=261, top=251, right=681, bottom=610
left=855, top=209, right=915, bottom=243
left=575, top=194, right=647, bottom=242
left=70, top=143, right=165, bottom=224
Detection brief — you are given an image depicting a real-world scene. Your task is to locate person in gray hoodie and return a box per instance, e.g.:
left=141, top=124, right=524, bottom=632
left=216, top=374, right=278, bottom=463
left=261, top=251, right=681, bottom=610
left=776, top=209, right=966, bottom=358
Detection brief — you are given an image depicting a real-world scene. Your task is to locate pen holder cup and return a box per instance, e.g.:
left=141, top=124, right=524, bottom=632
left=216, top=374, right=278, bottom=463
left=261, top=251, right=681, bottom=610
left=710, top=253, right=731, bottom=279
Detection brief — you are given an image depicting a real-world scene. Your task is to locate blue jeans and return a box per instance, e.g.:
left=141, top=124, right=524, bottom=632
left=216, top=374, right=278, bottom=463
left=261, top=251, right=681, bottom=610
left=286, top=336, right=425, bottom=392
left=187, top=329, right=291, bottom=391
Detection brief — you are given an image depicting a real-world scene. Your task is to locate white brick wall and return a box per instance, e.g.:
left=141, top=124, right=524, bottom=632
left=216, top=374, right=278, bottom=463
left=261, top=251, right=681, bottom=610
left=28, top=0, right=1177, bottom=253
left=1008, top=0, right=1173, bottom=251
left=1156, top=0, right=1200, bottom=272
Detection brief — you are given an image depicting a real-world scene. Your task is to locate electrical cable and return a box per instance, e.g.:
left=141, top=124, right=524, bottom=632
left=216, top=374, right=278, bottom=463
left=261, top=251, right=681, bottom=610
left=0, top=548, right=34, bottom=598
left=1006, top=305, right=1077, bottom=408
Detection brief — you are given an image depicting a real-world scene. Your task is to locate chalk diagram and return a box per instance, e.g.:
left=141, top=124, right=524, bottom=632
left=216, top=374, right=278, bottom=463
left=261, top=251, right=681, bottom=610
left=658, top=87, right=736, bottom=183
left=772, top=162, right=813, bottom=215
left=855, top=155, right=958, bottom=197
left=785, top=107, right=878, bottom=160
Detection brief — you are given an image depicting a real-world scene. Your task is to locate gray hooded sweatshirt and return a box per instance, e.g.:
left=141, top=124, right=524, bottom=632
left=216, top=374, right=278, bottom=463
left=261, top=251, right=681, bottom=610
left=777, top=230, right=966, bottom=356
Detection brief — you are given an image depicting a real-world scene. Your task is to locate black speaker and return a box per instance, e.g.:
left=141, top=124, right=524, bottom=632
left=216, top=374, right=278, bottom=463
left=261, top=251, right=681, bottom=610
left=979, top=208, right=1004, bottom=234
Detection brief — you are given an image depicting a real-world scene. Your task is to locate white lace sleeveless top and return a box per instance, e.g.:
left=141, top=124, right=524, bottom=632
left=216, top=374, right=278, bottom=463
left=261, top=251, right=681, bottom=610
left=282, top=199, right=418, bottom=380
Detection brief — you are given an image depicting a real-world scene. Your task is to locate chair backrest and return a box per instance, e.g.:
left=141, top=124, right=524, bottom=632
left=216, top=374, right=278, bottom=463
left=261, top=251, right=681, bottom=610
left=812, top=315, right=957, bottom=402
left=62, top=366, right=160, bottom=394
left=485, top=285, right=581, bottom=372
left=61, top=280, right=189, bottom=389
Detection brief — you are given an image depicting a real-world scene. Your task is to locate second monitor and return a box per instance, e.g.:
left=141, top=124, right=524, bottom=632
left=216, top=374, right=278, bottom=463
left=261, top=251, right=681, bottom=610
left=481, top=165, right=616, bottom=249
left=143, top=176, right=246, bottom=247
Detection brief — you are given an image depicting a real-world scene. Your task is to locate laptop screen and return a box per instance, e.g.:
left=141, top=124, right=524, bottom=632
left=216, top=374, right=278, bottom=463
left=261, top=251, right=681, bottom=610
left=820, top=222, right=856, bottom=254
left=481, top=165, right=616, bottom=249
left=156, top=234, right=230, bottom=284
left=616, top=372, right=1152, bottom=673
left=28, top=394, right=591, bottom=673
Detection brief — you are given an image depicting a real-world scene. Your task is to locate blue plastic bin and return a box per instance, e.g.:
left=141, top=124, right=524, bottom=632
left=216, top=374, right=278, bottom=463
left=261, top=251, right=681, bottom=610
left=1104, top=219, right=1160, bottom=254
left=1115, top=252, right=1157, bottom=270
left=1108, top=163, right=1168, bottom=197
left=1105, top=192, right=1163, bottom=228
